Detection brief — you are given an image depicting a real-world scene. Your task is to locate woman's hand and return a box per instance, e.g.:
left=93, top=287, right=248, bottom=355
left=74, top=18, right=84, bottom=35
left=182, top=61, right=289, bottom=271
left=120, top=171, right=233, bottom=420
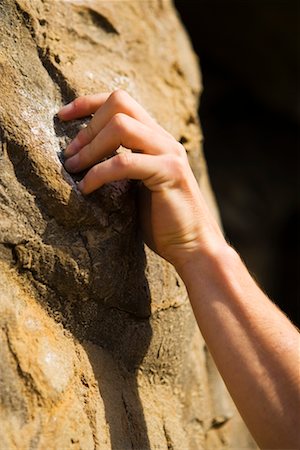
left=58, top=90, right=226, bottom=270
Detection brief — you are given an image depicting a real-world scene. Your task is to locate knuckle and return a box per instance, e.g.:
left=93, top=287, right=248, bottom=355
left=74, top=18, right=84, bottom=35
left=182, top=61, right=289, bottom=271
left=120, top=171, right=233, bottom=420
left=89, top=164, right=99, bottom=178
left=110, top=89, right=129, bottom=109
left=175, top=142, right=187, bottom=156
left=114, top=151, right=133, bottom=169
left=166, top=154, right=186, bottom=179
left=76, top=149, right=86, bottom=166
left=76, top=127, right=89, bottom=146
left=73, top=96, right=86, bottom=111
left=110, top=113, right=128, bottom=133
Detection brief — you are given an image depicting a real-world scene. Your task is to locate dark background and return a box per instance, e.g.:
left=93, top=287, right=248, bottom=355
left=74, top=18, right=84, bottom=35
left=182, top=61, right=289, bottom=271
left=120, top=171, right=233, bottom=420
left=175, top=1, right=299, bottom=326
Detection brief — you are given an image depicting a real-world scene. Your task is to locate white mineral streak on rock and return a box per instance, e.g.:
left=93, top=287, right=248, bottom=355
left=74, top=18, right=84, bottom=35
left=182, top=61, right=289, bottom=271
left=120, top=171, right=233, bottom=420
left=24, top=316, right=41, bottom=331
left=38, top=337, right=74, bottom=393
left=85, top=71, right=94, bottom=80
left=18, top=87, right=61, bottom=163
left=110, top=74, right=135, bottom=93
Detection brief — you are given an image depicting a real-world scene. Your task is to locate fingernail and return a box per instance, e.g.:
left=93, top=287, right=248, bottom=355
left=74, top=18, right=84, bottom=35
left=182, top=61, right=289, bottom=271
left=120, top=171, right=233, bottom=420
left=64, top=154, right=79, bottom=172
left=57, top=102, right=74, bottom=118
left=64, top=138, right=81, bottom=158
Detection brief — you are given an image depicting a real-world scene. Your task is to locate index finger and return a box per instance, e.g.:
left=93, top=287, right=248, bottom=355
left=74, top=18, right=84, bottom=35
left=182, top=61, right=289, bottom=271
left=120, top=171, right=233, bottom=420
left=57, top=93, right=110, bottom=120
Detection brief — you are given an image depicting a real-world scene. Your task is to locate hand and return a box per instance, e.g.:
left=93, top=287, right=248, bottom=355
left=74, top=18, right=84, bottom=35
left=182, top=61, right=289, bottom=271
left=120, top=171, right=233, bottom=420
left=58, top=90, right=225, bottom=270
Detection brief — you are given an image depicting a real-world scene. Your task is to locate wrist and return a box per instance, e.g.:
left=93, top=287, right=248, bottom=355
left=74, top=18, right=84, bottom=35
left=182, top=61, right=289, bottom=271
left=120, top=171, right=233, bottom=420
left=175, top=239, right=240, bottom=289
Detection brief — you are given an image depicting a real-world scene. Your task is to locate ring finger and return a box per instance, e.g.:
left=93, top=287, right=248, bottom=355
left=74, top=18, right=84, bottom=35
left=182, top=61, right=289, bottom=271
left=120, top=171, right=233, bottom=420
left=64, top=113, right=183, bottom=174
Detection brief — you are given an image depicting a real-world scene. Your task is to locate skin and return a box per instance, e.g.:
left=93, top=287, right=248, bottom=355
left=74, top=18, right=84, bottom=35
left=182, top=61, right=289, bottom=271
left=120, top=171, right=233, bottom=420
left=58, top=90, right=300, bottom=449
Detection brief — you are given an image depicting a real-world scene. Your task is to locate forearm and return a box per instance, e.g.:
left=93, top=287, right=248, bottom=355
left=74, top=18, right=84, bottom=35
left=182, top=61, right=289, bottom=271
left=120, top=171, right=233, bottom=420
left=178, top=243, right=300, bottom=449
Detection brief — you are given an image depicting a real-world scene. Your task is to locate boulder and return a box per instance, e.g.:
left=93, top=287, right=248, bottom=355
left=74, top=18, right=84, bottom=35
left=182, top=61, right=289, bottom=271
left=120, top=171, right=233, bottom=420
left=0, top=1, right=255, bottom=448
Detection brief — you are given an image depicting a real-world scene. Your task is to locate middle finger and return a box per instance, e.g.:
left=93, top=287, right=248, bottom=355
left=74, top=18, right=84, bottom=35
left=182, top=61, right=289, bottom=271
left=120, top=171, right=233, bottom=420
left=64, top=90, right=172, bottom=158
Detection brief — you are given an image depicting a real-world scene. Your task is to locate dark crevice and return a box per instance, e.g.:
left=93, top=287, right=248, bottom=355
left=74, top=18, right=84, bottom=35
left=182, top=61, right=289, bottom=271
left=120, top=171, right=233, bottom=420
left=5, top=136, right=101, bottom=229
left=78, top=8, right=119, bottom=35
left=79, top=231, right=93, bottom=267
left=163, top=423, right=174, bottom=450
left=179, top=135, right=188, bottom=145
left=0, top=243, right=17, bottom=265
left=210, top=416, right=230, bottom=430
left=15, top=2, right=76, bottom=104
left=36, top=46, right=76, bottom=104
left=186, top=114, right=196, bottom=125
left=121, top=393, right=134, bottom=450
left=15, top=1, right=36, bottom=39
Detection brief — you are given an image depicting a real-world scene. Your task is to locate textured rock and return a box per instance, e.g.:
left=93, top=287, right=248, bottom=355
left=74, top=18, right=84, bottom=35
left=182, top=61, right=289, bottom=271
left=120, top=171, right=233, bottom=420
left=0, top=1, right=255, bottom=448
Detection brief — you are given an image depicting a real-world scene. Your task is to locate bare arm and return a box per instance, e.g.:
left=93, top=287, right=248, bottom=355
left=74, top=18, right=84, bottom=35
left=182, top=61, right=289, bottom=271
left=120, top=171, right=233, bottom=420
left=59, top=90, right=300, bottom=449
left=178, top=245, right=299, bottom=449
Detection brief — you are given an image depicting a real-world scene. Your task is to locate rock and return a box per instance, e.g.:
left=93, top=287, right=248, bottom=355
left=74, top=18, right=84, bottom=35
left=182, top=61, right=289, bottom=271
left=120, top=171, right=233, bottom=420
left=0, top=0, right=255, bottom=448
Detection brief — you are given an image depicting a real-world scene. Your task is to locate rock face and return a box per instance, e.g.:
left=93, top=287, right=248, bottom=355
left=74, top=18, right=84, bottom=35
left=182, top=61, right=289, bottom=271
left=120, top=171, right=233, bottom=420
left=0, top=1, right=255, bottom=448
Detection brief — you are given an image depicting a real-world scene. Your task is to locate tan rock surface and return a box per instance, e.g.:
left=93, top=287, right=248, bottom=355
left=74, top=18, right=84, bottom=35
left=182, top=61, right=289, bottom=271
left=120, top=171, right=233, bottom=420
left=0, top=1, right=256, bottom=448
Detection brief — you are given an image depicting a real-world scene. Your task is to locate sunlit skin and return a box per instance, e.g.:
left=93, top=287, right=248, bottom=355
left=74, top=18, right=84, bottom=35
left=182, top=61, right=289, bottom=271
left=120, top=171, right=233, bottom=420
left=59, top=90, right=300, bottom=450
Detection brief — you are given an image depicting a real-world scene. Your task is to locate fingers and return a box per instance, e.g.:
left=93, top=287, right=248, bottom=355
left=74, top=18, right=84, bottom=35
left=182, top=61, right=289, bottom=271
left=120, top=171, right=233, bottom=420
left=64, top=113, right=182, bottom=173
left=57, top=93, right=109, bottom=121
left=78, top=152, right=169, bottom=195
left=60, top=90, right=188, bottom=198
left=61, top=89, right=173, bottom=158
